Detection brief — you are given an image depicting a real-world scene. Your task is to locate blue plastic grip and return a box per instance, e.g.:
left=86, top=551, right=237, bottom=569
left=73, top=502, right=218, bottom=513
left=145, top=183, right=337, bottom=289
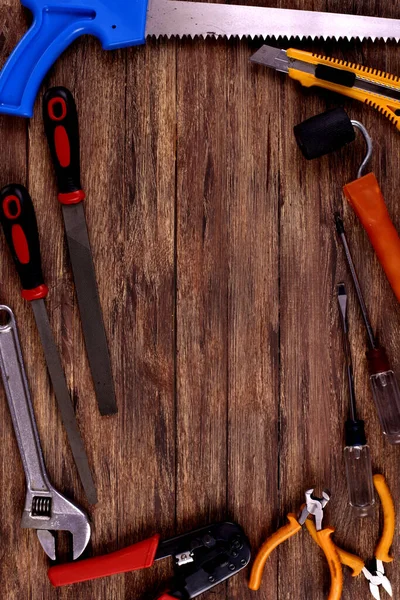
left=0, top=0, right=149, bottom=118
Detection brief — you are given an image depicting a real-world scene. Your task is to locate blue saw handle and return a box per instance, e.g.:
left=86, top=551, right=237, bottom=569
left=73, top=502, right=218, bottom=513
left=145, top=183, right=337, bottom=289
left=0, top=0, right=149, bottom=118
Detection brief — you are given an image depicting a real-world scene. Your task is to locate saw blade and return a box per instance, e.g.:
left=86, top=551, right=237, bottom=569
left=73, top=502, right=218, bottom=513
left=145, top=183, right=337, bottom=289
left=146, top=1, right=400, bottom=42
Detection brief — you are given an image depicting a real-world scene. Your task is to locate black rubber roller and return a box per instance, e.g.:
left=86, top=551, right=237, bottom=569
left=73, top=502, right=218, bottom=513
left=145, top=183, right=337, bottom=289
left=294, top=107, right=356, bottom=160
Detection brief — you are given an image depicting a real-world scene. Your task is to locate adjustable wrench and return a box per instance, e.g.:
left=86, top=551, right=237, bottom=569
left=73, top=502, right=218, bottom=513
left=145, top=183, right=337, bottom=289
left=0, top=305, right=91, bottom=560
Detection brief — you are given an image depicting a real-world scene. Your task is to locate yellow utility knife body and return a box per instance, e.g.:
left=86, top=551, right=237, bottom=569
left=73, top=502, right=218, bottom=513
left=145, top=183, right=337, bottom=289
left=251, top=45, right=400, bottom=130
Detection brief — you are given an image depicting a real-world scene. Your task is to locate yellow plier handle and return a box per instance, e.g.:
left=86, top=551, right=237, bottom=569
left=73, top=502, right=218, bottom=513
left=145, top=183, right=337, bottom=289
left=374, top=474, right=395, bottom=563
left=248, top=513, right=301, bottom=591
left=286, top=48, right=400, bottom=131
left=316, top=527, right=344, bottom=600
left=305, top=519, right=365, bottom=577
left=249, top=514, right=344, bottom=599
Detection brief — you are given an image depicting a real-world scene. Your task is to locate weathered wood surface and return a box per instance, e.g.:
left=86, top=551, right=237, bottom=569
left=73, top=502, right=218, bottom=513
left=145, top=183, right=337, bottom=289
left=0, top=1, right=399, bottom=598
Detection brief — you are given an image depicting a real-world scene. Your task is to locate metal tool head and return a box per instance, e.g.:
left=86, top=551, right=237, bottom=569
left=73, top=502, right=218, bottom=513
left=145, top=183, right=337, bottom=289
left=350, top=120, right=373, bottom=179
left=250, top=46, right=289, bottom=73
left=363, top=561, right=393, bottom=600
left=156, top=522, right=251, bottom=598
left=22, top=487, right=91, bottom=560
left=298, top=488, right=331, bottom=530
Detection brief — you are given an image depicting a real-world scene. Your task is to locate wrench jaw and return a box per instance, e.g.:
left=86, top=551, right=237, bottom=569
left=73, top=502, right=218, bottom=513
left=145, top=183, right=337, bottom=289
left=21, top=487, right=91, bottom=560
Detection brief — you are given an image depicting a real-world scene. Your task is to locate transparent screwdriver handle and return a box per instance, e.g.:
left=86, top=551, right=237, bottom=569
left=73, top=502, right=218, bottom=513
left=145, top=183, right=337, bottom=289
left=368, top=348, right=400, bottom=444
left=344, top=444, right=375, bottom=517
left=370, top=371, right=400, bottom=444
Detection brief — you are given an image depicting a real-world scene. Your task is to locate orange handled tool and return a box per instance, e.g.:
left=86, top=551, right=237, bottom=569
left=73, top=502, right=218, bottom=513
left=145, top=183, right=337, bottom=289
left=344, top=173, right=400, bottom=304
left=249, top=514, right=301, bottom=590
left=305, top=474, right=395, bottom=599
left=305, top=520, right=364, bottom=577
left=249, top=489, right=343, bottom=599
left=374, top=474, right=395, bottom=564
left=251, top=46, right=400, bottom=130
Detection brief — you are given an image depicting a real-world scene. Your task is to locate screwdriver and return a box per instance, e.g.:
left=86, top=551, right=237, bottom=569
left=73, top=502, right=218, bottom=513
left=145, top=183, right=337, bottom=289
left=0, top=184, right=97, bottom=504
left=337, top=283, right=375, bottom=517
left=335, top=214, right=400, bottom=445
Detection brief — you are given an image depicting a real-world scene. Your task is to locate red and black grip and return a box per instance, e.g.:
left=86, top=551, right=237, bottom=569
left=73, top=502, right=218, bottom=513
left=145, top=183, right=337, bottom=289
left=48, top=534, right=161, bottom=587
left=43, top=87, right=85, bottom=205
left=0, top=184, right=48, bottom=301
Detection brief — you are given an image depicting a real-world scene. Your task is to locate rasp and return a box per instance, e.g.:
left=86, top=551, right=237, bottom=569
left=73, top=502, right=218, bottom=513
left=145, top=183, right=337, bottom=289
left=43, top=87, right=117, bottom=417
left=0, top=0, right=399, bottom=118
left=0, top=184, right=98, bottom=505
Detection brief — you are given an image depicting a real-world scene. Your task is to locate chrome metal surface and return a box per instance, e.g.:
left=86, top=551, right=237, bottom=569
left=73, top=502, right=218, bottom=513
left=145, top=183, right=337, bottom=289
left=0, top=306, right=91, bottom=560
left=146, top=1, right=400, bottom=42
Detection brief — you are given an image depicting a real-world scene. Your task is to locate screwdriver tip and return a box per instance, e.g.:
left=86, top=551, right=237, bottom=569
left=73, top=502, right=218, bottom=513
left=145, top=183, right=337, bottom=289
left=334, top=213, right=345, bottom=235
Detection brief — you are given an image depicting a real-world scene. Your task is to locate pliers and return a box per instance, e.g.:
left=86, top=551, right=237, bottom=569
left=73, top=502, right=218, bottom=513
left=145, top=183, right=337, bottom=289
left=249, top=488, right=343, bottom=600
left=47, top=521, right=251, bottom=598
left=306, top=474, right=394, bottom=599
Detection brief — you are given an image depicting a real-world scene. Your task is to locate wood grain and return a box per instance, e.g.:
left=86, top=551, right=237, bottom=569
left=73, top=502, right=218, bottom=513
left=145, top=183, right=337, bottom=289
left=0, top=0, right=399, bottom=599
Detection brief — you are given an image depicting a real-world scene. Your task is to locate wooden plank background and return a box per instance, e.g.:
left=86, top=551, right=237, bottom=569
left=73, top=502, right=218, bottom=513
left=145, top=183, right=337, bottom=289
left=0, top=1, right=399, bottom=598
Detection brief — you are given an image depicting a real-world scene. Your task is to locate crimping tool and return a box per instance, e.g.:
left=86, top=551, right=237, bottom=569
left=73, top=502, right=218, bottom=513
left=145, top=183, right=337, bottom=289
left=48, top=521, right=251, bottom=598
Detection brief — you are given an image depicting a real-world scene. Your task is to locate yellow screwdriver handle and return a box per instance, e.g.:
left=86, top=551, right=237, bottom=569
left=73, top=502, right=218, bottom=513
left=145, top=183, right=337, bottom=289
left=249, top=513, right=301, bottom=591
left=316, top=527, right=344, bottom=600
left=305, top=519, right=364, bottom=577
left=374, top=474, right=395, bottom=563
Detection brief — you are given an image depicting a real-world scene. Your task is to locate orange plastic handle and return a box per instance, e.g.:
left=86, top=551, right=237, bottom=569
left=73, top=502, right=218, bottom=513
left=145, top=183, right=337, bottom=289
left=316, top=528, right=344, bottom=600
left=305, top=519, right=364, bottom=577
left=344, top=173, right=400, bottom=303
left=374, top=474, right=395, bottom=563
left=248, top=513, right=301, bottom=591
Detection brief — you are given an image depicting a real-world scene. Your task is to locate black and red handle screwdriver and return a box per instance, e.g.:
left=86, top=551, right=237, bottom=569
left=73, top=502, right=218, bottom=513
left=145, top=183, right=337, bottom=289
left=43, top=87, right=84, bottom=202
left=43, top=87, right=117, bottom=416
left=0, top=184, right=97, bottom=504
left=0, top=185, right=48, bottom=301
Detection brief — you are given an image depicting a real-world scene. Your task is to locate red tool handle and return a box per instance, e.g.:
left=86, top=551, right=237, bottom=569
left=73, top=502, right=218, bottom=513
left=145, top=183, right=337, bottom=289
left=0, top=184, right=48, bottom=301
left=43, top=87, right=86, bottom=205
left=156, top=595, right=178, bottom=600
left=48, top=534, right=161, bottom=587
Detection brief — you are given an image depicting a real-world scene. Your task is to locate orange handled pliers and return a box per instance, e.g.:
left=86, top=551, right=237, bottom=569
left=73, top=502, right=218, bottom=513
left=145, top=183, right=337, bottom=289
left=249, top=488, right=343, bottom=600
left=306, top=474, right=394, bottom=600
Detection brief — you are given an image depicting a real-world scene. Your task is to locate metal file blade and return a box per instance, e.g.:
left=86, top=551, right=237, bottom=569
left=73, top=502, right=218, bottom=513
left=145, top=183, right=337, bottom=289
left=62, top=203, right=117, bottom=417
left=31, top=299, right=98, bottom=504
left=146, top=1, right=400, bottom=42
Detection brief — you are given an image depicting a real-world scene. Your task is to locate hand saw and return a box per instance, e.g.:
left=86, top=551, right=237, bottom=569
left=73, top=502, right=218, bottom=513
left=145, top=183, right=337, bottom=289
left=0, top=0, right=399, bottom=118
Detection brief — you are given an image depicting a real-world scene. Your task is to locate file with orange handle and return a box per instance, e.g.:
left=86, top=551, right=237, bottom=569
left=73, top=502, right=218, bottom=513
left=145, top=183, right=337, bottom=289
left=344, top=173, right=400, bottom=304
left=248, top=514, right=301, bottom=591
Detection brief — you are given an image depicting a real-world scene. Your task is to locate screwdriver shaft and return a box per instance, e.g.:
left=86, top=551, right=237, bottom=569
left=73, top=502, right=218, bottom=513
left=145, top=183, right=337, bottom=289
left=338, top=284, right=358, bottom=422
left=335, top=214, right=377, bottom=349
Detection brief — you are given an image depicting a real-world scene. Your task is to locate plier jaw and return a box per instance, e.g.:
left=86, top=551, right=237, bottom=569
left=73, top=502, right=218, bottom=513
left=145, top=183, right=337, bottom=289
left=298, top=488, right=331, bottom=530
left=156, top=522, right=251, bottom=599
left=363, top=560, right=393, bottom=600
